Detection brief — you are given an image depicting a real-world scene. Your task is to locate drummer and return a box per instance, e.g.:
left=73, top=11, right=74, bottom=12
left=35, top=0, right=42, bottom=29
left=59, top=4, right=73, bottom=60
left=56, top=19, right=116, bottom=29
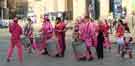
left=23, top=18, right=34, bottom=53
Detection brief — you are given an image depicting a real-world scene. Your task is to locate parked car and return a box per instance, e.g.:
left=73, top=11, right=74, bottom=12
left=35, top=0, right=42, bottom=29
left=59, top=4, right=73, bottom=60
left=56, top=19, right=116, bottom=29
left=0, top=19, right=11, bottom=28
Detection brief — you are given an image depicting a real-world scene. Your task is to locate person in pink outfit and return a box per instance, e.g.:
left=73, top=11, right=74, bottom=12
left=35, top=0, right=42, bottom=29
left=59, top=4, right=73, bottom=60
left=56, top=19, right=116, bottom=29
left=89, top=19, right=98, bottom=48
left=83, top=16, right=94, bottom=60
left=55, top=17, right=66, bottom=57
left=78, top=18, right=86, bottom=41
left=102, top=19, right=112, bottom=50
left=7, top=17, right=23, bottom=63
left=39, top=16, right=53, bottom=55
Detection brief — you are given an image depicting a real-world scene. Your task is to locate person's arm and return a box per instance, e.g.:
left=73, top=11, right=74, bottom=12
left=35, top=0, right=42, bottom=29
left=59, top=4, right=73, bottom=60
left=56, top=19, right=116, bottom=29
left=23, top=25, right=27, bottom=35
left=9, top=23, right=13, bottom=33
left=20, top=26, right=23, bottom=35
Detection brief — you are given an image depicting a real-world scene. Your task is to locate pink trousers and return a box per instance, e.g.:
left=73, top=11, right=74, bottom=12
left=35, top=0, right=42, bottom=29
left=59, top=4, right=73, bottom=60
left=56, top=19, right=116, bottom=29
left=7, top=39, right=23, bottom=63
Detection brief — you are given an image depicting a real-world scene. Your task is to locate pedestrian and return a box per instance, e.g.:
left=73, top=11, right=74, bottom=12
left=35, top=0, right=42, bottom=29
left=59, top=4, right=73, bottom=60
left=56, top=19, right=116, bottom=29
left=121, top=36, right=133, bottom=59
left=103, top=19, right=112, bottom=51
left=116, top=19, right=125, bottom=54
left=7, top=16, right=23, bottom=63
left=23, top=18, right=34, bottom=53
left=72, top=18, right=86, bottom=60
left=83, top=16, right=94, bottom=60
left=127, top=37, right=133, bottom=59
left=39, top=16, right=53, bottom=55
left=72, top=27, right=86, bottom=60
left=55, top=17, right=66, bottom=57
left=96, top=21, right=104, bottom=61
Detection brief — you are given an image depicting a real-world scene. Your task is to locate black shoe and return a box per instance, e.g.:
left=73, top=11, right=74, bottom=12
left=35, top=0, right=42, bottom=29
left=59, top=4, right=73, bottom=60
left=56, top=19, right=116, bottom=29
left=55, top=54, right=60, bottom=57
left=41, top=51, right=48, bottom=55
left=41, top=48, right=48, bottom=55
left=6, top=58, right=10, bottom=62
left=79, top=57, right=86, bottom=61
left=87, top=57, right=94, bottom=61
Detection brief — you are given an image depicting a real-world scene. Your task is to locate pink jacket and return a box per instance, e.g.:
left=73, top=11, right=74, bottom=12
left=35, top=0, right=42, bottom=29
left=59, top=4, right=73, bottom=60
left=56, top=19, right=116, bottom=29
left=9, top=22, right=22, bottom=40
left=78, top=22, right=86, bottom=40
left=40, top=21, right=53, bottom=39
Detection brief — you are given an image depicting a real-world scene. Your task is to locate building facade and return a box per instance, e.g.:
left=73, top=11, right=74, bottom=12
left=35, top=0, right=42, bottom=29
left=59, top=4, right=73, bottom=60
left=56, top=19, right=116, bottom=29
left=1, top=0, right=135, bottom=20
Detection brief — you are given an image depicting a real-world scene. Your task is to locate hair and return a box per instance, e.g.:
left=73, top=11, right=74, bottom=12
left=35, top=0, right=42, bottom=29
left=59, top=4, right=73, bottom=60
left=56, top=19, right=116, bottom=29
left=27, top=18, right=31, bottom=22
left=129, top=37, right=133, bottom=42
left=56, top=17, right=61, bottom=24
left=105, top=19, right=107, bottom=22
left=46, top=19, right=50, bottom=22
left=84, top=16, right=90, bottom=19
left=118, top=19, right=124, bottom=25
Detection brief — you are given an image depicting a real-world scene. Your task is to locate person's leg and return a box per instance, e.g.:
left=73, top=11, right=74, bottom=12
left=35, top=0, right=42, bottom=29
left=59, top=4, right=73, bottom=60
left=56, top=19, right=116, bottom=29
left=118, top=45, right=120, bottom=54
left=28, top=38, right=33, bottom=53
left=86, top=46, right=93, bottom=60
left=41, top=37, right=48, bottom=55
left=7, top=39, right=15, bottom=62
left=96, top=47, right=100, bottom=59
left=16, top=40, right=23, bottom=63
left=100, top=47, right=104, bottom=59
left=61, top=33, right=66, bottom=56
left=56, top=34, right=63, bottom=57
left=121, top=45, right=126, bottom=58
left=58, top=36, right=64, bottom=56
left=129, top=50, right=133, bottom=59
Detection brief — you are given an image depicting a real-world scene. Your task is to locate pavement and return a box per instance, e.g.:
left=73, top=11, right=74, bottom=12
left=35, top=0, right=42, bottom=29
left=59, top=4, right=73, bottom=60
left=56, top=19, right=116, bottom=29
left=1, top=28, right=135, bottom=66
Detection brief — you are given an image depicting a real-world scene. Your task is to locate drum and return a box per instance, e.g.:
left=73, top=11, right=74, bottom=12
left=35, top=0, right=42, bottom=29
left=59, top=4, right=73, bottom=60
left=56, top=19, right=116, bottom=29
left=72, top=40, right=87, bottom=59
left=34, top=34, right=41, bottom=44
left=46, top=38, right=57, bottom=56
left=21, top=35, right=31, bottom=48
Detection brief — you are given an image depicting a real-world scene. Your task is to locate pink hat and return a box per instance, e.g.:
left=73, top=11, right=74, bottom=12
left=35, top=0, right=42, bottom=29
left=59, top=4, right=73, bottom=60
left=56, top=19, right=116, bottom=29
left=44, top=16, right=49, bottom=20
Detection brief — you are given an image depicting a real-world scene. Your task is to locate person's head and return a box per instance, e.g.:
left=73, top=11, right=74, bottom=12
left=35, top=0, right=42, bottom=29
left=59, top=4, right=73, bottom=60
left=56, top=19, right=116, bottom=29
left=13, top=16, right=18, bottom=23
left=84, top=16, right=90, bottom=22
left=56, top=17, right=61, bottom=24
left=129, top=37, right=133, bottom=42
left=75, top=18, right=79, bottom=23
left=118, top=19, right=124, bottom=25
left=43, top=16, right=49, bottom=22
left=27, top=18, right=32, bottom=24
left=90, top=18, right=94, bottom=22
left=73, top=32, right=79, bottom=41
left=104, top=19, right=107, bottom=23
left=98, top=20, right=103, bottom=25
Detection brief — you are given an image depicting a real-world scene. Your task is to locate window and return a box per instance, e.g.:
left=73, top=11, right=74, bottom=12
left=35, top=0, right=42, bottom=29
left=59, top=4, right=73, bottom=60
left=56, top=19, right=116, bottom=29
left=109, top=0, right=114, bottom=12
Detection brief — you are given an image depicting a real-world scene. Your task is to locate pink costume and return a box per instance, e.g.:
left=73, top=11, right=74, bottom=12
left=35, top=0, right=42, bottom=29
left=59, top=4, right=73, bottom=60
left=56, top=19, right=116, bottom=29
left=89, top=21, right=98, bottom=47
left=103, top=22, right=111, bottom=48
left=84, top=22, right=92, bottom=47
left=40, top=20, right=53, bottom=50
left=83, top=20, right=95, bottom=60
left=7, top=20, right=23, bottom=63
left=78, top=21, right=86, bottom=41
left=55, top=21, right=66, bottom=56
